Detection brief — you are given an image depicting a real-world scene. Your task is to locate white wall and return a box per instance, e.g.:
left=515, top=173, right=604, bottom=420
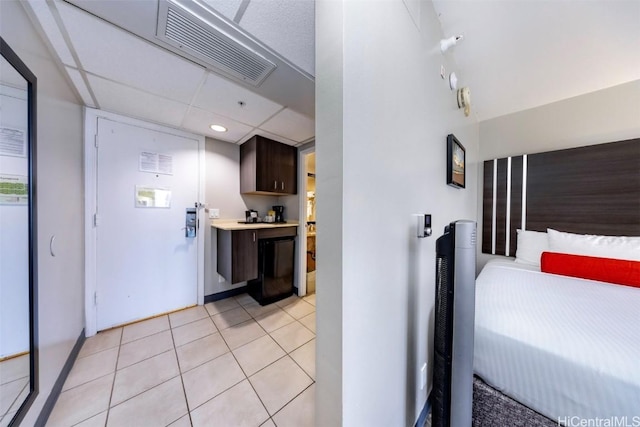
left=476, top=80, right=640, bottom=270
left=316, top=0, right=479, bottom=425
left=2, top=0, right=85, bottom=424
left=478, top=80, right=640, bottom=161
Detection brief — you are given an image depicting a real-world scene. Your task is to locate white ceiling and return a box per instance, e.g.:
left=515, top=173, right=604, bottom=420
left=24, top=0, right=315, bottom=146
left=22, top=0, right=640, bottom=143
left=432, top=0, right=640, bottom=121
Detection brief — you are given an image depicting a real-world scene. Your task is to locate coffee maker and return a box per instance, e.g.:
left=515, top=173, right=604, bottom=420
left=272, top=205, right=285, bottom=223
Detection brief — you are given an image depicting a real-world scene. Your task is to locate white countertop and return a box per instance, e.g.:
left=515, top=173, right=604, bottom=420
left=211, top=220, right=299, bottom=231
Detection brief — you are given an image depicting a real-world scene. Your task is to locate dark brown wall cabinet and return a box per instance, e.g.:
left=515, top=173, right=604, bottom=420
left=217, top=229, right=258, bottom=284
left=240, top=135, right=297, bottom=195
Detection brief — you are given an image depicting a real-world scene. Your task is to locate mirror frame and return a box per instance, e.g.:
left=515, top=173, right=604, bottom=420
left=0, top=36, right=38, bottom=426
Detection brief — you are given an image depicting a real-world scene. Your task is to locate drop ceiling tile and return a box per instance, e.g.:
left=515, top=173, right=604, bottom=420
left=201, top=0, right=243, bottom=22
left=259, top=108, right=314, bottom=143
left=65, top=67, right=96, bottom=107
left=193, top=73, right=283, bottom=127
left=28, top=1, right=76, bottom=66
left=87, top=74, right=188, bottom=128
left=182, top=106, right=254, bottom=143
left=239, top=0, right=315, bottom=76
left=57, top=2, right=206, bottom=104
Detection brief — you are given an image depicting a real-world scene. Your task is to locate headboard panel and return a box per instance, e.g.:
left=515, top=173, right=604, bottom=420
left=482, top=138, right=640, bottom=256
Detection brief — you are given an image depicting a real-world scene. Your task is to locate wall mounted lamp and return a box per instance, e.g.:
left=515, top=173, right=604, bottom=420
left=440, top=35, right=464, bottom=53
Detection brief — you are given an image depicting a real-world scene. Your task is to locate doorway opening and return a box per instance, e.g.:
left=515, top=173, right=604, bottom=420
left=298, top=148, right=316, bottom=296
left=305, top=152, right=316, bottom=295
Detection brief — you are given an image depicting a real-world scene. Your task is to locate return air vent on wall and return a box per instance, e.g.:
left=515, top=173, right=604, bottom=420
left=156, top=0, right=276, bottom=86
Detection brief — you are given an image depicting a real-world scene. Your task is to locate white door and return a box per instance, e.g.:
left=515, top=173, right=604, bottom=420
left=95, top=117, right=200, bottom=330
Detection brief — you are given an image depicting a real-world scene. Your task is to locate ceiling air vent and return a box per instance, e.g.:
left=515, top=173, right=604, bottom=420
left=157, top=0, right=276, bottom=86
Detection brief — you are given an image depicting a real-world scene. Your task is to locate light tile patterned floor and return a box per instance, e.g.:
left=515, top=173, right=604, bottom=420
left=0, top=354, right=30, bottom=426
left=47, top=293, right=316, bottom=427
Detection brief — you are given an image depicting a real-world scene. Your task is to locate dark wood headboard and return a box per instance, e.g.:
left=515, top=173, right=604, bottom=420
left=482, top=138, right=640, bottom=256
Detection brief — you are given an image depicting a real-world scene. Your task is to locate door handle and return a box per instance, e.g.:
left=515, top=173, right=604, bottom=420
left=253, top=232, right=256, bottom=242
left=49, top=235, right=56, bottom=257
left=281, top=181, right=284, bottom=190
left=274, top=180, right=277, bottom=190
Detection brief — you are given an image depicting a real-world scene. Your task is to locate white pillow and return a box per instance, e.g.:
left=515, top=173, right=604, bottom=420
left=514, top=229, right=549, bottom=267
left=547, top=228, right=640, bottom=261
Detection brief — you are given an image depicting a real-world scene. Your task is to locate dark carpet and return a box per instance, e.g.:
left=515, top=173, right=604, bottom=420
left=472, top=376, right=557, bottom=427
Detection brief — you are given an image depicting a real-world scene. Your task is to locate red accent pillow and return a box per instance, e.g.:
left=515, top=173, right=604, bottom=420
left=540, top=252, right=640, bottom=288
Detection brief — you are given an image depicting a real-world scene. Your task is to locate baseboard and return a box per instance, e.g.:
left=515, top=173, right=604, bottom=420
left=415, top=391, right=432, bottom=427
left=204, top=285, right=248, bottom=303
left=35, top=329, right=86, bottom=427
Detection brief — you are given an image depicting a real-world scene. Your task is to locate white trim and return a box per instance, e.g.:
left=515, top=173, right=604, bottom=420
left=505, top=157, right=512, bottom=256
left=297, top=146, right=315, bottom=296
left=197, top=137, right=206, bottom=306
left=491, top=159, right=497, bottom=255
left=521, top=154, right=528, bottom=231
left=83, top=108, right=205, bottom=336
left=84, top=107, right=98, bottom=337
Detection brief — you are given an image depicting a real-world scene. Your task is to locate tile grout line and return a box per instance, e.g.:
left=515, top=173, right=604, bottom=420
left=0, top=379, right=29, bottom=421
left=169, top=316, right=195, bottom=427
left=212, top=308, right=273, bottom=424
left=117, top=333, right=175, bottom=371
left=264, top=300, right=316, bottom=419
left=269, top=382, right=315, bottom=423
left=211, top=304, right=253, bottom=331
left=177, top=326, right=251, bottom=417
left=223, top=299, right=316, bottom=421
left=57, top=331, right=124, bottom=426
left=103, top=327, right=124, bottom=427
left=223, top=340, right=272, bottom=424
left=54, top=297, right=315, bottom=426
left=99, top=375, right=180, bottom=422
left=121, top=325, right=171, bottom=347
left=99, top=321, right=185, bottom=423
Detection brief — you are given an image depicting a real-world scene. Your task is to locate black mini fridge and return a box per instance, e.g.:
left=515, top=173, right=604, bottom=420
left=248, top=236, right=295, bottom=305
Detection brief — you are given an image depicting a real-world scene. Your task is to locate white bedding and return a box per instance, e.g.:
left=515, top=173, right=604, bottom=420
left=474, top=259, right=640, bottom=422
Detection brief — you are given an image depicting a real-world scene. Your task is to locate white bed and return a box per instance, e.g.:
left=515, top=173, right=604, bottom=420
left=474, top=259, right=640, bottom=422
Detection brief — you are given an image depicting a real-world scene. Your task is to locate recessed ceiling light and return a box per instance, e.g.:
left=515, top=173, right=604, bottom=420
left=210, top=124, right=227, bottom=132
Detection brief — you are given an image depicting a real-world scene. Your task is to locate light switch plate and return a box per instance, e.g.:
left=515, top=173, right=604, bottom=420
left=209, top=208, right=220, bottom=219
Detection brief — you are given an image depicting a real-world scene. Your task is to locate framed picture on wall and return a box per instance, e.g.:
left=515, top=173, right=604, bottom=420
left=447, top=134, right=465, bottom=189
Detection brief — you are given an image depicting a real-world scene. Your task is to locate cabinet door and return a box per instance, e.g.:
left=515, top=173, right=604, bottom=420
left=278, top=143, right=297, bottom=194
left=231, top=230, right=258, bottom=283
left=240, top=137, right=257, bottom=194
left=240, top=135, right=298, bottom=195
left=256, top=137, right=280, bottom=192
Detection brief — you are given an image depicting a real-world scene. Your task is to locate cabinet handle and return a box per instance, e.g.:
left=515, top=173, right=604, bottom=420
left=281, top=181, right=284, bottom=190
left=274, top=180, right=277, bottom=190
left=253, top=232, right=256, bottom=242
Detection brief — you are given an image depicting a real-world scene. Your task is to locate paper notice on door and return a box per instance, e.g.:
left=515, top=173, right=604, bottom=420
left=0, top=127, right=27, bottom=158
left=158, top=154, right=173, bottom=175
left=135, top=185, right=171, bottom=208
left=139, top=151, right=173, bottom=175
left=0, top=174, right=28, bottom=205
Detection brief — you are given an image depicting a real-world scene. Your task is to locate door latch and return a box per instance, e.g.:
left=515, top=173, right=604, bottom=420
left=185, top=208, right=197, bottom=238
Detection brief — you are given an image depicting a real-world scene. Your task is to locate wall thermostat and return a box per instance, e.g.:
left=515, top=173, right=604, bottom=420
left=417, top=214, right=432, bottom=238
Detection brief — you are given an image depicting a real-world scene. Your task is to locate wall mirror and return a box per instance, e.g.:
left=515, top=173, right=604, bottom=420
left=0, top=37, right=38, bottom=426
